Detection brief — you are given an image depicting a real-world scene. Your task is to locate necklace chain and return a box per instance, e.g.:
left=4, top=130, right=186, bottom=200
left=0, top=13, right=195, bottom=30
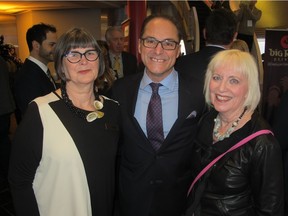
left=213, top=107, right=247, bottom=142
left=61, top=82, right=100, bottom=122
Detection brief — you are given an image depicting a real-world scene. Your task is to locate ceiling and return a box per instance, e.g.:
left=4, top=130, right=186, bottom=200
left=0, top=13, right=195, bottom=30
left=0, top=1, right=126, bottom=23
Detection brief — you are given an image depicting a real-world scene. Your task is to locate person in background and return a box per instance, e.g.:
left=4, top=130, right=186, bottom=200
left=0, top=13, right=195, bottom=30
left=0, top=36, right=23, bottom=124
left=234, top=0, right=262, bottom=52
left=96, top=40, right=116, bottom=97
left=175, top=8, right=237, bottom=82
left=211, top=0, right=231, bottom=10
left=272, top=85, right=288, bottom=215
left=105, top=26, right=138, bottom=79
left=9, top=28, right=120, bottom=216
left=13, top=23, right=57, bottom=120
left=230, top=39, right=250, bottom=52
left=184, top=49, right=284, bottom=216
left=0, top=56, right=15, bottom=190
left=112, top=14, right=206, bottom=216
left=0, top=43, right=23, bottom=81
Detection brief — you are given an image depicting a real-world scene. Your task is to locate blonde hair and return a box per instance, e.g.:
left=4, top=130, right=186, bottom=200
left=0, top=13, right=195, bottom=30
left=230, top=39, right=249, bottom=52
left=204, top=49, right=260, bottom=112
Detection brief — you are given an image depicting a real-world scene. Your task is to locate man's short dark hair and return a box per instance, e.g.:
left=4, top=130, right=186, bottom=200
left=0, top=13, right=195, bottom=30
left=205, top=9, right=237, bottom=45
left=26, top=23, right=57, bottom=51
left=140, top=14, right=183, bottom=42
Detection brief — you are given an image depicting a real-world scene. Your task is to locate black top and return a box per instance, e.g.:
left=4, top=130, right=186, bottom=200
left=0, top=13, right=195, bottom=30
left=9, top=92, right=120, bottom=216
left=186, top=109, right=284, bottom=216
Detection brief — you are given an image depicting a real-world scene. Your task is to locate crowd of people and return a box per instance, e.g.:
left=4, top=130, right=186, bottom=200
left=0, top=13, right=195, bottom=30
left=0, top=4, right=287, bottom=216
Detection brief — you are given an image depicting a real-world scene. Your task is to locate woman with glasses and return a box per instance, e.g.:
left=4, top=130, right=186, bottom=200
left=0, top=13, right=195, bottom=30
left=9, top=28, right=120, bottom=216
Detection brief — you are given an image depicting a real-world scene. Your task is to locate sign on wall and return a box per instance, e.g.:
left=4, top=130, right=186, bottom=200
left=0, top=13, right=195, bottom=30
left=262, top=29, right=288, bottom=125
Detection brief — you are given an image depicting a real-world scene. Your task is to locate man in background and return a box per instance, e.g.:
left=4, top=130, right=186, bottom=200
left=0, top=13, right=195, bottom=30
left=235, top=0, right=262, bottom=51
left=105, top=26, right=138, bottom=79
left=175, top=8, right=237, bottom=81
left=14, top=23, right=57, bottom=120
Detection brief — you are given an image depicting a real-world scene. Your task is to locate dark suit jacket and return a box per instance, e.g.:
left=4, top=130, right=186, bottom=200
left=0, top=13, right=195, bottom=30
left=13, top=59, right=56, bottom=118
left=108, top=51, right=138, bottom=78
left=112, top=71, right=206, bottom=216
left=175, top=46, right=225, bottom=82
left=0, top=56, right=15, bottom=115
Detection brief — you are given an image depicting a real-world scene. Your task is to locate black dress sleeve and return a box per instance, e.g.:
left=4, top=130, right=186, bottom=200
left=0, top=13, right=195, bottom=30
left=8, top=101, right=43, bottom=216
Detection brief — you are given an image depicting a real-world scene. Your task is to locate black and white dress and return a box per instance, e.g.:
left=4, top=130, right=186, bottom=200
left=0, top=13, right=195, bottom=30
left=9, top=92, right=120, bottom=216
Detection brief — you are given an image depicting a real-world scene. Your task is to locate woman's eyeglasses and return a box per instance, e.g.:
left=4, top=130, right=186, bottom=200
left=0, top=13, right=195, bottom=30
left=63, top=50, right=99, bottom=63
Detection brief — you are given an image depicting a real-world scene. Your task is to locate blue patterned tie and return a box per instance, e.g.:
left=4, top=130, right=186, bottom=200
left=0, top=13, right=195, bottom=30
left=146, top=83, right=164, bottom=151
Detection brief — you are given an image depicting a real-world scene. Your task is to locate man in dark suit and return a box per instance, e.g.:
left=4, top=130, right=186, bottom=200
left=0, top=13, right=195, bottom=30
left=112, top=14, right=206, bottom=216
left=14, top=23, right=57, bottom=120
left=105, top=26, right=138, bottom=79
left=175, top=8, right=238, bottom=82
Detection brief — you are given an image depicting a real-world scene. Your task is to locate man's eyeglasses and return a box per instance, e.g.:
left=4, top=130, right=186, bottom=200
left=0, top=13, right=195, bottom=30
left=63, top=50, right=99, bottom=63
left=141, top=37, right=179, bottom=50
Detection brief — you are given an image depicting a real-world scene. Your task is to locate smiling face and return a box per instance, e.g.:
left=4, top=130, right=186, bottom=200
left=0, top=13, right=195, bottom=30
left=209, top=64, right=248, bottom=118
left=62, top=47, right=99, bottom=86
left=138, top=17, right=181, bottom=82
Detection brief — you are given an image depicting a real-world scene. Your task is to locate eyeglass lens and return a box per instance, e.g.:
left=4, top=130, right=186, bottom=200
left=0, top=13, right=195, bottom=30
left=66, top=50, right=99, bottom=63
left=142, top=38, right=178, bottom=50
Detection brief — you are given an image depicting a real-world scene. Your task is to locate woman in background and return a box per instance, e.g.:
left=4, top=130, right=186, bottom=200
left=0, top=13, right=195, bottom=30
left=230, top=39, right=249, bottom=52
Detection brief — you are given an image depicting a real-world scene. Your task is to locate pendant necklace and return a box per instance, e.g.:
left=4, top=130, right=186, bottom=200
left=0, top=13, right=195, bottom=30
left=213, top=107, right=247, bottom=142
left=61, top=82, right=104, bottom=122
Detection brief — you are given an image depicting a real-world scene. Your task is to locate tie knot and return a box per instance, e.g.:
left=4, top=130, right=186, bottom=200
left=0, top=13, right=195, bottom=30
left=150, top=82, right=161, bottom=93
left=114, top=55, right=120, bottom=61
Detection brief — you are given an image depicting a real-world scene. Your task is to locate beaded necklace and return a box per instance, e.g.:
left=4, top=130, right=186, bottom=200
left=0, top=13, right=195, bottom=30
left=61, top=82, right=104, bottom=122
left=213, top=107, right=247, bottom=142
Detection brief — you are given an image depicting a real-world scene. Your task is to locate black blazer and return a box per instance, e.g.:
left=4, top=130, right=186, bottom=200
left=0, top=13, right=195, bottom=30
left=0, top=56, right=15, bottom=115
left=13, top=59, right=56, bottom=117
left=108, top=51, right=138, bottom=78
left=175, top=46, right=225, bottom=82
left=112, top=70, right=206, bottom=216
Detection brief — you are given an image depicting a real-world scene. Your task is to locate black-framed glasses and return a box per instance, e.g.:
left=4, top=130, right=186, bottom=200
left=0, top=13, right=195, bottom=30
left=63, top=50, right=99, bottom=63
left=141, top=37, right=179, bottom=50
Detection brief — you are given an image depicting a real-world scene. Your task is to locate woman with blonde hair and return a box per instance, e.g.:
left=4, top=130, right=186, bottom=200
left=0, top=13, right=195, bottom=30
left=185, top=49, right=284, bottom=216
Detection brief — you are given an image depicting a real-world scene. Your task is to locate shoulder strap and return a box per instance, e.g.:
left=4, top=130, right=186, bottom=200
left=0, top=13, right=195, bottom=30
left=187, top=129, right=273, bottom=196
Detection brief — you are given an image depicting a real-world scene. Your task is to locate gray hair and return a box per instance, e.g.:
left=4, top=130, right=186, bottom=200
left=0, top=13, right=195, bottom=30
left=54, top=27, right=105, bottom=81
left=105, top=26, right=123, bottom=42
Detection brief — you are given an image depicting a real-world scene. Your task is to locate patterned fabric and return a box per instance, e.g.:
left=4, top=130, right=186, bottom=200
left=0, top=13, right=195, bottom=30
left=146, top=83, right=164, bottom=151
left=113, top=56, right=123, bottom=79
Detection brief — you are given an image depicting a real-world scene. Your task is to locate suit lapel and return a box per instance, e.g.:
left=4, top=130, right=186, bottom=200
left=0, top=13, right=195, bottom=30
left=126, top=72, right=142, bottom=117
left=162, top=73, right=204, bottom=146
left=126, top=72, right=156, bottom=152
left=121, top=52, right=126, bottom=76
left=178, top=75, right=196, bottom=120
